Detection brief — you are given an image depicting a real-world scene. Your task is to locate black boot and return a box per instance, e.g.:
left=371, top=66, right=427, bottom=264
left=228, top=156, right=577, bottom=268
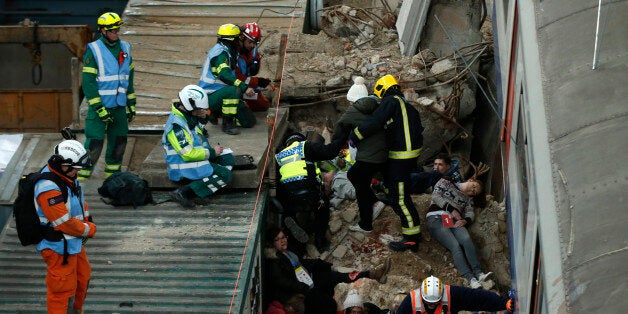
left=389, top=235, right=420, bottom=252
left=170, top=186, right=196, bottom=208
left=222, top=116, right=240, bottom=135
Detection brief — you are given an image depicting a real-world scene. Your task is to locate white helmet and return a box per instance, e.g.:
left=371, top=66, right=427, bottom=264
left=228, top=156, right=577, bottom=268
left=53, top=140, right=90, bottom=169
left=421, top=276, right=443, bottom=303
left=178, top=84, right=209, bottom=111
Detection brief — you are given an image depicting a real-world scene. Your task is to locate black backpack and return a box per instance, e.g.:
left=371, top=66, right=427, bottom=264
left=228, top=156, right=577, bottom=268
left=13, top=171, right=66, bottom=246
left=98, top=172, right=153, bottom=208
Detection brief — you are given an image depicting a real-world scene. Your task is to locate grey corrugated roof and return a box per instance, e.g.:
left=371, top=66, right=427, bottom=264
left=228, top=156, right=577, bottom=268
left=0, top=186, right=265, bottom=313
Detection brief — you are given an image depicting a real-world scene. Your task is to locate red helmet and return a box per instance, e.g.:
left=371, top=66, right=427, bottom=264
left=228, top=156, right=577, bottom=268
left=241, top=22, right=261, bottom=43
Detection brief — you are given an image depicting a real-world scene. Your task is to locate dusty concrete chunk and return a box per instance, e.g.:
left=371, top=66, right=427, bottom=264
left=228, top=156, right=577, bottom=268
left=329, top=218, right=343, bottom=234
left=430, top=59, right=456, bottom=82
left=332, top=244, right=349, bottom=259
left=341, top=209, right=357, bottom=222
left=326, top=76, right=344, bottom=87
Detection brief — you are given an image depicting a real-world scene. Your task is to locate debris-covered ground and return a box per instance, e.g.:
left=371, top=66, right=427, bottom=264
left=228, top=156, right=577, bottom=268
left=306, top=193, right=511, bottom=312
left=254, top=2, right=509, bottom=311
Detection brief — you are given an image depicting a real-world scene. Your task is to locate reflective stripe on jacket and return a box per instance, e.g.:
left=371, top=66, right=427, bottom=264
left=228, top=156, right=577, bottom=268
left=199, top=43, right=232, bottom=94
left=275, top=141, right=321, bottom=183
left=410, top=285, right=451, bottom=314
left=162, top=107, right=213, bottom=181
left=35, top=167, right=85, bottom=255
left=353, top=92, right=423, bottom=160
left=87, top=39, right=131, bottom=109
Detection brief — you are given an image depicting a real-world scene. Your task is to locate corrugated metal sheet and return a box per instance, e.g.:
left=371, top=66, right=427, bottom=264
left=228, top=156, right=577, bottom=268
left=0, top=187, right=266, bottom=313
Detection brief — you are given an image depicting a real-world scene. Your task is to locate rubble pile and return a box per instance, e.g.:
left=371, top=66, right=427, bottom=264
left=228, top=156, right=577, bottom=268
left=304, top=194, right=510, bottom=311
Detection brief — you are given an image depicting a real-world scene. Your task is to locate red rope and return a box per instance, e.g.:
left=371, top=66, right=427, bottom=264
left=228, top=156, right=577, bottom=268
left=227, top=3, right=299, bottom=313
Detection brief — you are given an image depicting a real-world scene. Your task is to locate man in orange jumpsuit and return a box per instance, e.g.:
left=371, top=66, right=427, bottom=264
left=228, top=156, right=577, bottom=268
left=35, top=140, right=97, bottom=313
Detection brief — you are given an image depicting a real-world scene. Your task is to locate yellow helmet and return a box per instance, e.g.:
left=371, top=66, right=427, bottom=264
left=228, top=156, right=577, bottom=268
left=217, top=23, right=241, bottom=41
left=97, top=12, right=123, bottom=30
left=373, top=74, right=399, bottom=99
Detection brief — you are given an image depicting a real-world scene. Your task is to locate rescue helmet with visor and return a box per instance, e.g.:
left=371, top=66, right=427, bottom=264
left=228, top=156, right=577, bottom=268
left=97, top=12, right=123, bottom=31
left=178, top=84, right=209, bottom=112
left=51, top=140, right=91, bottom=170
left=421, top=276, right=444, bottom=303
left=241, top=22, right=261, bottom=43
left=217, top=23, right=241, bottom=42
left=373, top=74, right=399, bottom=99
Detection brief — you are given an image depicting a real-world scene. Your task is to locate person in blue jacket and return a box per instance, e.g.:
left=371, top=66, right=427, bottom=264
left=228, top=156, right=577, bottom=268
left=162, top=84, right=235, bottom=208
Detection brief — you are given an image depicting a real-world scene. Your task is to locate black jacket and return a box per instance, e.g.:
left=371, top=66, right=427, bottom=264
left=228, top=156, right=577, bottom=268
left=332, top=96, right=387, bottom=163
left=263, top=248, right=333, bottom=302
left=352, top=89, right=423, bottom=160
left=396, top=285, right=510, bottom=314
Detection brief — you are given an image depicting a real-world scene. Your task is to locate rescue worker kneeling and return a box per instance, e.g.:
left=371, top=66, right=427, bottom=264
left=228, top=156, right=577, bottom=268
left=275, top=130, right=349, bottom=252
left=163, top=84, right=235, bottom=208
left=396, top=276, right=516, bottom=314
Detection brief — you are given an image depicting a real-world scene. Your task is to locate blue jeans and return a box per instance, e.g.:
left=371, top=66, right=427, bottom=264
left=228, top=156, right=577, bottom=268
left=426, top=215, right=482, bottom=280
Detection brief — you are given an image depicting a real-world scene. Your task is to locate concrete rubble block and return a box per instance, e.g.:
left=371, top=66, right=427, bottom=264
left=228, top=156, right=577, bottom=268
left=458, top=84, right=477, bottom=117
left=341, top=209, right=358, bottom=222
left=332, top=244, right=349, bottom=259
left=326, top=76, right=344, bottom=87
left=430, top=58, right=457, bottom=82
left=412, top=49, right=437, bottom=69
left=329, top=218, right=343, bottom=234
left=346, top=60, right=359, bottom=71
left=334, top=57, right=346, bottom=69
left=339, top=5, right=351, bottom=14
left=417, top=96, right=435, bottom=107
left=370, top=54, right=381, bottom=64
left=351, top=231, right=366, bottom=242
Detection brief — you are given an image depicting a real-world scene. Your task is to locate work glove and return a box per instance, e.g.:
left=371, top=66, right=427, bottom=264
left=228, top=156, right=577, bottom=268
left=257, top=77, right=271, bottom=88
left=95, top=105, right=114, bottom=124
left=126, top=105, right=136, bottom=122
left=249, top=60, right=260, bottom=76
left=82, top=237, right=89, bottom=245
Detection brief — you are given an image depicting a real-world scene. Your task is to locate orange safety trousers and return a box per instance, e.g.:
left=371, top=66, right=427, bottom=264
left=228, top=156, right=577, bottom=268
left=41, top=247, right=91, bottom=314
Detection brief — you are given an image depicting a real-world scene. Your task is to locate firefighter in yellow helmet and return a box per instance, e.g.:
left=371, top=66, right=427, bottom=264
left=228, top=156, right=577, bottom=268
left=79, top=12, right=136, bottom=180
left=350, top=74, right=424, bottom=252
left=198, top=23, right=257, bottom=135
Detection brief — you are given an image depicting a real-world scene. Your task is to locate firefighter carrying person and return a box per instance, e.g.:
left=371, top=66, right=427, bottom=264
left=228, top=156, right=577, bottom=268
left=396, top=276, right=516, bottom=314
left=236, top=22, right=272, bottom=112
left=79, top=12, right=136, bottom=180
left=35, top=140, right=97, bottom=313
left=199, top=23, right=257, bottom=135
left=275, top=129, right=350, bottom=253
left=163, top=85, right=236, bottom=208
left=350, top=74, right=424, bottom=252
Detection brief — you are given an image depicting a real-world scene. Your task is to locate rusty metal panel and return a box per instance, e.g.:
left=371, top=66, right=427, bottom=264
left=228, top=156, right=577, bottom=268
left=0, top=90, right=72, bottom=132
left=0, top=25, right=93, bottom=58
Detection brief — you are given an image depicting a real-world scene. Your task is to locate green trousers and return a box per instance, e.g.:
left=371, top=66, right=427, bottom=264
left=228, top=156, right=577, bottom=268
left=207, top=86, right=256, bottom=128
left=79, top=106, right=128, bottom=179
left=189, top=154, right=236, bottom=198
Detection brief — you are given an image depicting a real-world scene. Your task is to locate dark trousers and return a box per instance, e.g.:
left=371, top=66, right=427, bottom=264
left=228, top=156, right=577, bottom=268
left=386, top=158, right=421, bottom=239
left=280, top=182, right=330, bottom=250
left=347, top=160, right=386, bottom=230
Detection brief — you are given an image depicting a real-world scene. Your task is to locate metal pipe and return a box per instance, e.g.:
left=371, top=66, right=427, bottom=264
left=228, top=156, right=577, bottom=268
left=592, top=0, right=603, bottom=70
